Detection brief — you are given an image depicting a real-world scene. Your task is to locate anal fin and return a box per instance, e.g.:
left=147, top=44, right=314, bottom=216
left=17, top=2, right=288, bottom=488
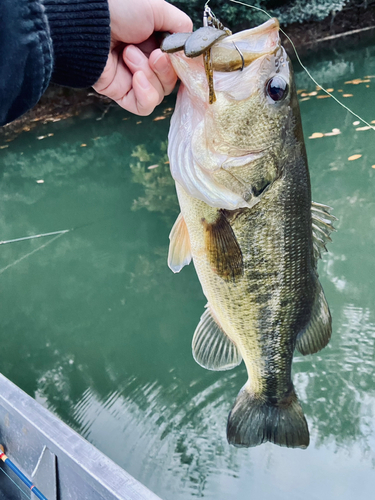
left=168, top=213, right=192, bottom=273
left=192, top=305, right=242, bottom=371
left=296, top=285, right=332, bottom=355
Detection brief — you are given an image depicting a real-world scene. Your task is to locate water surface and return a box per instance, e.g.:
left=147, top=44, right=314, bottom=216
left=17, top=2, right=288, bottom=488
left=1, top=37, right=375, bottom=499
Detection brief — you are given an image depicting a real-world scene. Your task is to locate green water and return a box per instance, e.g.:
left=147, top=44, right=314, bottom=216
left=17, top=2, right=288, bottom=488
left=1, top=37, right=375, bottom=499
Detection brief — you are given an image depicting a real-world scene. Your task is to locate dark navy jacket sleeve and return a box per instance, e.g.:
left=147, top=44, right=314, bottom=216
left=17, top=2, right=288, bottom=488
left=0, top=0, right=53, bottom=125
left=0, top=0, right=110, bottom=126
left=44, top=1, right=110, bottom=88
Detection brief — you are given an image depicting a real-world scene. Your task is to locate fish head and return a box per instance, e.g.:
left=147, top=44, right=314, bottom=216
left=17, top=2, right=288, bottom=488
left=167, top=19, right=303, bottom=210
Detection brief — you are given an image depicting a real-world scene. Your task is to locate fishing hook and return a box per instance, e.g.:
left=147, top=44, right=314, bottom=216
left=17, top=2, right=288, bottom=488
left=233, top=42, right=245, bottom=71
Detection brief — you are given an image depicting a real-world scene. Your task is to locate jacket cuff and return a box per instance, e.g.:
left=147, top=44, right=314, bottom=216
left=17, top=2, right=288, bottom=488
left=43, top=0, right=110, bottom=88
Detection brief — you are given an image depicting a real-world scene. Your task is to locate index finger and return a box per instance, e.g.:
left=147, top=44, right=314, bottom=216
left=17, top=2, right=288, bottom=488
left=152, top=1, right=193, bottom=34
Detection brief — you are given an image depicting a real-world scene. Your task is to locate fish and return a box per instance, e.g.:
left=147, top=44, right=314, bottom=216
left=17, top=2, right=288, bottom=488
left=162, top=15, right=336, bottom=449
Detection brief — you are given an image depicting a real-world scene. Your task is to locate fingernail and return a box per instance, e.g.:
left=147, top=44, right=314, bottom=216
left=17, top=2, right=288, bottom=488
left=126, top=46, right=143, bottom=66
left=136, top=71, right=151, bottom=90
left=153, top=54, right=170, bottom=74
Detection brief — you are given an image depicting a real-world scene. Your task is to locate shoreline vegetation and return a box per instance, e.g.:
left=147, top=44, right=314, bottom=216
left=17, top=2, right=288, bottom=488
left=1, top=0, right=375, bottom=144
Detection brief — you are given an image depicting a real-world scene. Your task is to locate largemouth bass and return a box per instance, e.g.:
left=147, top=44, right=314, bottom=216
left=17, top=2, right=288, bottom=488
left=163, top=15, right=335, bottom=449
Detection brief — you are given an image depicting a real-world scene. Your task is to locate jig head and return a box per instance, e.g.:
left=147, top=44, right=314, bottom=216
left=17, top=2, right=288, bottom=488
left=161, top=6, right=231, bottom=104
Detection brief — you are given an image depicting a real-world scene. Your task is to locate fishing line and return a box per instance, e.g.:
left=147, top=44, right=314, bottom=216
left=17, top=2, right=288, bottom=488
left=0, top=229, right=70, bottom=246
left=0, top=232, right=66, bottom=275
left=0, top=448, right=48, bottom=500
left=0, top=219, right=103, bottom=246
left=228, top=0, right=375, bottom=131
left=0, top=466, right=32, bottom=499
left=0, top=217, right=114, bottom=274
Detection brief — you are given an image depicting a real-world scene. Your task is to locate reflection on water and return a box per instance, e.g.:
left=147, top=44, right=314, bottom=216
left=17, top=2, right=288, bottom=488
left=1, top=37, right=375, bottom=499
left=130, top=142, right=179, bottom=217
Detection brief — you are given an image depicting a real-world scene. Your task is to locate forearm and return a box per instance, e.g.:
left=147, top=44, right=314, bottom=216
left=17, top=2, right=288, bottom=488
left=0, top=0, right=191, bottom=125
left=0, top=0, right=111, bottom=126
left=0, top=0, right=53, bottom=126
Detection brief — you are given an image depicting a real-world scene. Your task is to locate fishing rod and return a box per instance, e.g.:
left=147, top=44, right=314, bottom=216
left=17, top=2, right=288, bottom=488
left=0, top=446, right=48, bottom=500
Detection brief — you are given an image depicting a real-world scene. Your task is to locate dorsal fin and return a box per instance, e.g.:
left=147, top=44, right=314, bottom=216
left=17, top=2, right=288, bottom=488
left=168, top=213, right=192, bottom=273
left=296, top=286, right=332, bottom=355
left=192, top=305, right=242, bottom=371
left=311, top=201, right=337, bottom=261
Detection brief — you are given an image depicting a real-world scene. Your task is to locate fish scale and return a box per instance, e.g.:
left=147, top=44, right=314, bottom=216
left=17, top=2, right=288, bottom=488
left=165, top=15, right=335, bottom=448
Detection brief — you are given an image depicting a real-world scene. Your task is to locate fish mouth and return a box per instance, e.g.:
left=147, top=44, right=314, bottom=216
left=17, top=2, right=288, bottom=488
left=223, top=17, right=279, bottom=49
left=211, top=18, right=280, bottom=72
left=168, top=18, right=280, bottom=76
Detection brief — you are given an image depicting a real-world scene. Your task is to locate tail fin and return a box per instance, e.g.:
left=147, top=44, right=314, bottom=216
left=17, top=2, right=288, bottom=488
left=227, top=384, right=309, bottom=449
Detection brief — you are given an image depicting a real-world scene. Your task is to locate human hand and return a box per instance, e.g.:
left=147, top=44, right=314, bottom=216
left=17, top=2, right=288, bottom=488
left=93, top=0, right=192, bottom=115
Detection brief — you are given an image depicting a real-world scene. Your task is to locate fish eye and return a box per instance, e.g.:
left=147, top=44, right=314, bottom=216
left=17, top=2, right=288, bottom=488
left=266, top=76, right=288, bottom=102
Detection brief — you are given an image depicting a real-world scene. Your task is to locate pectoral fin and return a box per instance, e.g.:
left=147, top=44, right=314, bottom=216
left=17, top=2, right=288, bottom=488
left=168, top=213, right=192, bottom=273
left=296, top=286, right=332, bottom=355
left=311, top=201, right=337, bottom=261
left=202, top=210, right=243, bottom=281
left=192, top=305, right=242, bottom=371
